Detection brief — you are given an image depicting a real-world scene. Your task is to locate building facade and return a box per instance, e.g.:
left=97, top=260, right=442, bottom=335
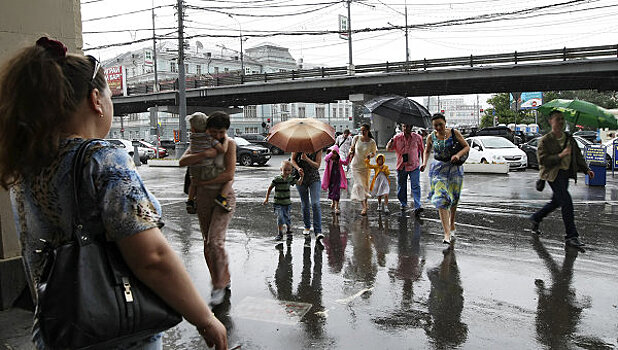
left=103, top=42, right=353, bottom=143
left=424, top=96, right=481, bottom=128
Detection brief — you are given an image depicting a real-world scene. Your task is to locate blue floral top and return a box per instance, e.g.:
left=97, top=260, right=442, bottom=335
left=11, top=138, right=164, bottom=349
left=431, top=131, right=455, bottom=162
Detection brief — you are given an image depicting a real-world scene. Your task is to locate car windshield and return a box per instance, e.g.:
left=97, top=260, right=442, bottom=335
left=140, top=141, right=155, bottom=147
left=235, top=137, right=251, bottom=146
left=481, top=137, right=516, bottom=148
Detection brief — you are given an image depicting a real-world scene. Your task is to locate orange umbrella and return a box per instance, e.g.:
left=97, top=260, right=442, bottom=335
left=267, top=118, right=336, bottom=153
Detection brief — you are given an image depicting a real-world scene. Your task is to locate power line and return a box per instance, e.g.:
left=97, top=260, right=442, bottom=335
left=84, top=27, right=177, bottom=34
left=185, top=3, right=339, bottom=17
left=82, top=4, right=174, bottom=22
left=186, top=0, right=340, bottom=8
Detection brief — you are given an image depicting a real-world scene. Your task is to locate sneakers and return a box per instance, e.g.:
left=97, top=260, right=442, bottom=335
left=529, top=216, right=541, bottom=235
left=275, top=232, right=283, bottom=241
left=377, top=203, right=382, bottom=212
left=383, top=206, right=390, bottom=214
left=565, top=237, right=585, bottom=248
left=210, top=288, right=226, bottom=306
left=316, top=233, right=324, bottom=242
left=303, top=228, right=311, bottom=236
left=413, top=207, right=424, bottom=217
left=186, top=200, right=197, bottom=214
left=400, top=204, right=408, bottom=211
left=214, top=194, right=233, bottom=212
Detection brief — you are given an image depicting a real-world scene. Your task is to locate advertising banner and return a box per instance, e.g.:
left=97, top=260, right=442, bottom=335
left=584, top=144, right=606, bottom=166
left=614, top=141, right=618, bottom=170
left=339, top=15, right=349, bottom=40
left=104, top=66, right=124, bottom=96
left=510, top=92, right=543, bottom=109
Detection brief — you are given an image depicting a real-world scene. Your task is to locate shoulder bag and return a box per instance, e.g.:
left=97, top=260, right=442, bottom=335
left=36, top=139, right=181, bottom=350
left=434, top=129, right=469, bottom=166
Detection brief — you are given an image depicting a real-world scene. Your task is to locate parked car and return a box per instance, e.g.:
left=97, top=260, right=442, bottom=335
left=135, top=140, right=169, bottom=158
left=519, top=135, right=607, bottom=169
left=234, top=137, right=271, bottom=166
left=240, top=133, right=284, bottom=155
left=472, top=126, right=521, bottom=145
left=466, top=136, right=527, bottom=170
left=573, top=130, right=598, bottom=143
left=105, top=139, right=152, bottom=164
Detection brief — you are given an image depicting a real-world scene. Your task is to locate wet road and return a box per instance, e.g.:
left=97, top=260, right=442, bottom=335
left=140, top=153, right=618, bottom=349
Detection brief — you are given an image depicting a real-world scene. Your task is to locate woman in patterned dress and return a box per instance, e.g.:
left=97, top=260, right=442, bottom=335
left=421, top=114, right=470, bottom=245
left=0, top=37, right=226, bottom=350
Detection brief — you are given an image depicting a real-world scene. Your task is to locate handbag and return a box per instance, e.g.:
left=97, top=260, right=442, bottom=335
left=434, top=129, right=469, bottom=166
left=36, top=139, right=182, bottom=350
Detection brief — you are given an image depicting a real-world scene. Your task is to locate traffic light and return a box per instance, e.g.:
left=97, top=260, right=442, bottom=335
left=261, top=122, right=266, bottom=128
left=480, top=109, right=484, bottom=113
left=267, top=118, right=271, bottom=123
left=348, top=117, right=352, bottom=121
left=440, top=109, right=445, bottom=113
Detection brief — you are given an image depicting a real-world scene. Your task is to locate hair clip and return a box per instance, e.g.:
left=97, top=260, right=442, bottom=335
left=36, top=37, right=67, bottom=60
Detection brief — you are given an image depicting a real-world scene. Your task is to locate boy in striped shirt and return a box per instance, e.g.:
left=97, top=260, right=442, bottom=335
left=263, top=160, right=303, bottom=241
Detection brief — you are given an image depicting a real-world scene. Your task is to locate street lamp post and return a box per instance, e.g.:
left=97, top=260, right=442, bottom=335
left=229, top=14, right=244, bottom=75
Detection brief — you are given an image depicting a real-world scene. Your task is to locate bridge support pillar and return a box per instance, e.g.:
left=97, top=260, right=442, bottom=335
left=349, top=94, right=397, bottom=149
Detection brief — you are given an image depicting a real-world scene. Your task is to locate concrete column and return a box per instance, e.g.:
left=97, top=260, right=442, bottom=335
left=349, top=93, right=397, bottom=148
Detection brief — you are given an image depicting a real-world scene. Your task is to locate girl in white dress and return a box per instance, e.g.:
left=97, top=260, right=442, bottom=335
left=366, top=154, right=391, bottom=213
left=348, top=124, right=377, bottom=216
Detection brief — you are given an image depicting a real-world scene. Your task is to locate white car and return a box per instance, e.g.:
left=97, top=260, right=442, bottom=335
left=465, top=136, right=527, bottom=170
left=105, top=139, right=153, bottom=164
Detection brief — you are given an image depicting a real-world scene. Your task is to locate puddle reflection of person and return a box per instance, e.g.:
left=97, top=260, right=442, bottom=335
left=426, top=249, right=468, bottom=348
left=372, top=216, right=391, bottom=267
left=345, top=216, right=378, bottom=288
left=273, top=243, right=325, bottom=338
left=324, top=215, right=347, bottom=274
left=394, top=215, right=425, bottom=308
left=532, top=238, right=586, bottom=348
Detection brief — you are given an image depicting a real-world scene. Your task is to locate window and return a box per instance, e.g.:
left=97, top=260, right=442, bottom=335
left=332, top=107, right=337, bottom=118
left=224, top=68, right=229, bottom=72
left=245, top=127, right=258, bottom=134
left=344, top=107, right=349, bottom=118
left=196, top=65, right=202, bottom=75
left=280, top=104, right=289, bottom=112
left=316, top=106, right=325, bottom=119
left=214, top=67, right=220, bottom=74
left=339, top=107, right=344, bottom=119
left=145, top=51, right=152, bottom=60
left=184, top=63, right=188, bottom=72
left=298, top=107, right=306, bottom=118
left=245, top=67, right=251, bottom=75
left=170, top=61, right=177, bottom=73
left=243, top=105, right=257, bottom=119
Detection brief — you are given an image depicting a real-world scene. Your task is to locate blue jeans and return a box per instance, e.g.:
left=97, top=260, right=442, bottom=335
left=274, top=204, right=291, bottom=228
left=532, top=170, right=578, bottom=240
left=297, top=180, right=322, bottom=234
left=397, top=168, right=422, bottom=209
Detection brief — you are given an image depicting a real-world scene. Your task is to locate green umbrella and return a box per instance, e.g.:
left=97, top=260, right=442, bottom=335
left=538, top=99, right=618, bottom=129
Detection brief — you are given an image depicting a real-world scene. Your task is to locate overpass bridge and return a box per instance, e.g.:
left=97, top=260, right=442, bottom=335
left=112, top=44, right=618, bottom=115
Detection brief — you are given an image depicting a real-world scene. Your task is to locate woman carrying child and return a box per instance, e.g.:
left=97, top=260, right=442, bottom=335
left=365, top=154, right=391, bottom=214
left=321, top=145, right=348, bottom=215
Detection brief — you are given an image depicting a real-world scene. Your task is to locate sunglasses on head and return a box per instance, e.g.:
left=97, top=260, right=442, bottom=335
left=86, top=55, right=101, bottom=83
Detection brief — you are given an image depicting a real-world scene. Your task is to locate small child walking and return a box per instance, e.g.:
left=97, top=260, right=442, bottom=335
left=263, top=160, right=304, bottom=241
left=366, top=154, right=391, bottom=213
left=185, top=112, right=232, bottom=214
left=321, top=145, right=348, bottom=215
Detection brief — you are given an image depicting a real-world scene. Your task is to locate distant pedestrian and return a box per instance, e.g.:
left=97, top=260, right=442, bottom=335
left=185, top=112, right=232, bottom=214
left=179, top=111, right=236, bottom=306
left=263, top=160, right=304, bottom=241
left=365, top=154, right=391, bottom=214
left=321, top=145, right=348, bottom=215
left=335, top=129, right=353, bottom=171
left=291, top=150, right=324, bottom=242
left=348, top=124, right=377, bottom=216
left=386, top=123, right=425, bottom=215
left=529, top=110, right=594, bottom=248
left=421, top=113, right=470, bottom=245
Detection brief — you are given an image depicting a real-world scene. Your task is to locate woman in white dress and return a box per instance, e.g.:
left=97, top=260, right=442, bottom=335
left=348, top=124, right=377, bottom=215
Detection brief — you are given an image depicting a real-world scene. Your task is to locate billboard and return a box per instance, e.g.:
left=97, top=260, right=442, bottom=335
left=104, top=66, right=124, bottom=97
left=510, top=92, right=543, bottom=110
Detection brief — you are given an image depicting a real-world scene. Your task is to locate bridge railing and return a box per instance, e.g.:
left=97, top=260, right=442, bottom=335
left=125, top=44, right=618, bottom=95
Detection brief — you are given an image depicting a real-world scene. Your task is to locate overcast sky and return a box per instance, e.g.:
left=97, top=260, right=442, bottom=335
left=81, top=0, right=618, bottom=106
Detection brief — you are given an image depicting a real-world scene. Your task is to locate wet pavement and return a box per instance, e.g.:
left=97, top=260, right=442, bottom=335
left=2, top=153, right=617, bottom=349
left=140, top=153, right=618, bottom=349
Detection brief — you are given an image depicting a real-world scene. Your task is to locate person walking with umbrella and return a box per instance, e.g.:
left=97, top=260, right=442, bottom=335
left=386, top=123, right=425, bottom=215
left=348, top=124, right=378, bottom=216
left=529, top=110, right=594, bottom=248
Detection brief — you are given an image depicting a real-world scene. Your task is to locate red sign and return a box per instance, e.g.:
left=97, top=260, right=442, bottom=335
left=104, top=66, right=124, bottom=96
left=173, top=130, right=180, bottom=143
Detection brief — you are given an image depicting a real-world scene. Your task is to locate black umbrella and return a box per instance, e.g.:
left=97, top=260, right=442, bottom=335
left=365, top=95, right=432, bottom=128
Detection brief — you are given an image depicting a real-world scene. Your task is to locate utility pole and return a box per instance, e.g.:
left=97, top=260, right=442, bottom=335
left=228, top=15, right=244, bottom=76
left=151, top=3, right=159, bottom=92
left=176, top=0, right=188, bottom=156
left=476, top=94, right=480, bottom=126
left=404, top=0, right=409, bottom=63
left=346, top=0, right=353, bottom=73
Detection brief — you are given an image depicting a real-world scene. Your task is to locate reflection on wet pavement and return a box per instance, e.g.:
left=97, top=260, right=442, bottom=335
left=136, top=155, right=618, bottom=349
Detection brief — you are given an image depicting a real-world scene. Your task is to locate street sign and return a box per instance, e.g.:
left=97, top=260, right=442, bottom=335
left=613, top=140, right=618, bottom=173
left=338, top=15, right=349, bottom=40
left=584, top=144, right=606, bottom=166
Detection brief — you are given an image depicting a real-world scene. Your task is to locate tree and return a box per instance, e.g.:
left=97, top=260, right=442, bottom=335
left=480, top=93, right=539, bottom=128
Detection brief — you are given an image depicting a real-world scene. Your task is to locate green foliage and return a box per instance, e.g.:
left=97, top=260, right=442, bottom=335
left=480, top=93, right=542, bottom=129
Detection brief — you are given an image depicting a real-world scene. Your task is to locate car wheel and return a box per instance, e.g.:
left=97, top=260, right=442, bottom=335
left=240, top=154, right=253, bottom=166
